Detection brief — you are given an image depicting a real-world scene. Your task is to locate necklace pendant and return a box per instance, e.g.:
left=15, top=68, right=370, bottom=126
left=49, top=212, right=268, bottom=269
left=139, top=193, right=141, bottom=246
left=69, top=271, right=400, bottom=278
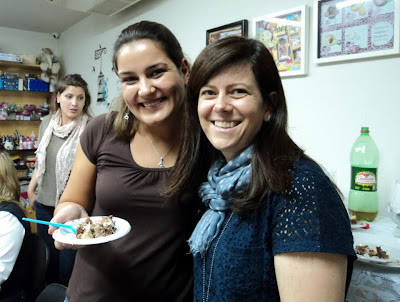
left=143, top=129, right=173, bottom=169
left=158, top=158, right=164, bottom=168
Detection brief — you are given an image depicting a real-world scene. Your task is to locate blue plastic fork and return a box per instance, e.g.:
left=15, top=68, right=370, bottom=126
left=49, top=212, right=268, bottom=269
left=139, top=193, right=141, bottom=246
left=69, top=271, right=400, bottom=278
left=22, top=217, right=76, bottom=234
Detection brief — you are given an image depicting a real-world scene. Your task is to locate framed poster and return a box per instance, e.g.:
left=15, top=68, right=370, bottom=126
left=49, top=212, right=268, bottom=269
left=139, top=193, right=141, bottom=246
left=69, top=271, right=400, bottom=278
left=253, top=6, right=309, bottom=77
left=206, top=20, right=248, bottom=45
left=314, top=0, right=400, bottom=63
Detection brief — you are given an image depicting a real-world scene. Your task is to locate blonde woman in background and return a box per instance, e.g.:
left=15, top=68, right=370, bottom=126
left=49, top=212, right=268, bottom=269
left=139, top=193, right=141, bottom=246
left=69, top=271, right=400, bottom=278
left=0, top=152, right=32, bottom=302
left=27, top=74, right=92, bottom=286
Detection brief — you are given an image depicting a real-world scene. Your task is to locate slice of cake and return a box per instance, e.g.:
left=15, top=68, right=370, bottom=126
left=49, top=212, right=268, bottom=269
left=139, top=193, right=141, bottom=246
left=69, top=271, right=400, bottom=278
left=76, top=215, right=116, bottom=239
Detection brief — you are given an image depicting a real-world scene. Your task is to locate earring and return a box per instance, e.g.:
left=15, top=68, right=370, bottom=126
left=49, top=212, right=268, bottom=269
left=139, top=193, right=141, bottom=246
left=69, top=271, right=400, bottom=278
left=123, top=110, right=129, bottom=120
left=264, top=115, right=271, bottom=122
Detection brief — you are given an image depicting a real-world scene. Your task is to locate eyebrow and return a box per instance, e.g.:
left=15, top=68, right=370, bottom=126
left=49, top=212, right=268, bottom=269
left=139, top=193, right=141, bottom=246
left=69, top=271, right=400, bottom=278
left=201, top=83, right=251, bottom=90
left=118, top=62, right=168, bottom=76
left=65, top=93, right=85, bottom=98
left=66, top=92, right=84, bottom=96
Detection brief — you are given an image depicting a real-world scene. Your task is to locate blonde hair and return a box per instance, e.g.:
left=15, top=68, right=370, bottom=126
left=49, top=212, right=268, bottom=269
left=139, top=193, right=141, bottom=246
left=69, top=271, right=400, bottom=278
left=0, top=152, right=21, bottom=203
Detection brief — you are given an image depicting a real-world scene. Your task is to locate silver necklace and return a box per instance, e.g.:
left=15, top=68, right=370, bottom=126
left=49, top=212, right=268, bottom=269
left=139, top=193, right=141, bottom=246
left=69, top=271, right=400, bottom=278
left=202, top=212, right=234, bottom=302
left=143, top=129, right=173, bottom=168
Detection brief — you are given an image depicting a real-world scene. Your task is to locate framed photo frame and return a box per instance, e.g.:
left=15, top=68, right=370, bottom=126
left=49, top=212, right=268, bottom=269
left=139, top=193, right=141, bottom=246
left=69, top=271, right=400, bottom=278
left=206, top=20, right=248, bottom=45
left=314, top=0, right=400, bottom=64
left=253, top=5, right=309, bottom=77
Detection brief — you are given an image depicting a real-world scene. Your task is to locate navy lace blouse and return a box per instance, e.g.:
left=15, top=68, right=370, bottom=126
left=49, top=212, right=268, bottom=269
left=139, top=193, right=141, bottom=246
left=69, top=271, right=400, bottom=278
left=193, top=156, right=356, bottom=302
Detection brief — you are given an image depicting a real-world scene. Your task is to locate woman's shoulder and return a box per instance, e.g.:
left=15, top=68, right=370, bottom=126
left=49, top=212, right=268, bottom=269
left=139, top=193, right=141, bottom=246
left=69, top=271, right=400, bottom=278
left=293, top=155, right=321, bottom=171
left=88, top=112, right=116, bottom=124
left=85, top=112, right=116, bottom=131
left=0, top=201, right=25, bottom=220
left=88, top=112, right=107, bottom=122
left=0, top=209, right=21, bottom=222
left=81, top=112, right=118, bottom=157
left=273, top=155, right=342, bottom=208
left=40, top=114, right=52, bottom=128
left=42, top=114, right=52, bottom=122
left=290, top=156, right=332, bottom=183
left=268, top=157, right=353, bottom=257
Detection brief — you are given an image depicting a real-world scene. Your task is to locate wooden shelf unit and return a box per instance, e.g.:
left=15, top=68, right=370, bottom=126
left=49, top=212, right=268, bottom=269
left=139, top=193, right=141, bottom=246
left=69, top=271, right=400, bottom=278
left=0, top=61, right=52, bottom=138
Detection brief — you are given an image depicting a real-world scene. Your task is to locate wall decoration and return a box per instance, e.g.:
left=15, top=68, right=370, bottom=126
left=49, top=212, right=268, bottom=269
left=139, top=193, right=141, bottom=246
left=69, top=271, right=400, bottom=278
left=106, top=78, right=122, bottom=109
left=206, top=20, right=248, bottom=45
left=253, top=6, right=309, bottom=77
left=94, top=45, right=107, bottom=102
left=314, top=0, right=399, bottom=63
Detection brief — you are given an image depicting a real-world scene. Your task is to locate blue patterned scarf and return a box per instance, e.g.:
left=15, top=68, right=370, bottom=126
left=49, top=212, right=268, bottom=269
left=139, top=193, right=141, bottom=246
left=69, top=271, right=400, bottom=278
left=188, top=145, right=253, bottom=256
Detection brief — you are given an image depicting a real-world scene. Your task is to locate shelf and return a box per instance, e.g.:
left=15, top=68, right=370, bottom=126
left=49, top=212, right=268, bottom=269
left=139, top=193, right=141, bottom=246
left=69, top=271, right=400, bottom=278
left=0, top=62, right=52, bottom=138
left=4, top=150, right=37, bottom=160
left=18, top=177, right=32, bottom=181
left=0, top=92, right=50, bottom=107
left=0, top=119, right=42, bottom=122
left=4, top=149, right=37, bottom=152
left=0, top=90, right=51, bottom=96
left=0, top=61, right=41, bottom=70
left=6, top=151, right=36, bottom=162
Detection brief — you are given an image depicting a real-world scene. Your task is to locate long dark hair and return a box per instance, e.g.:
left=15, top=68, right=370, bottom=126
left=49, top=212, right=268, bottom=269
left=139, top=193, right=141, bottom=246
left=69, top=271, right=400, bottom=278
left=111, top=20, right=214, bottom=200
left=187, top=36, right=304, bottom=216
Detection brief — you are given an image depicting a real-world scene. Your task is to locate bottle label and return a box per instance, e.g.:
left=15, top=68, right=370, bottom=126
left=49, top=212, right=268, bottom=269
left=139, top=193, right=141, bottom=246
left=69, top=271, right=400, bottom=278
left=351, top=167, right=377, bottom=191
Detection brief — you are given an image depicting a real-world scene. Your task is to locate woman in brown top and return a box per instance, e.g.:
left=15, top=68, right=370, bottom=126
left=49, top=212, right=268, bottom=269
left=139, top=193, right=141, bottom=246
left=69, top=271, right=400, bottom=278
left=49, top=21, right=213, bottom=302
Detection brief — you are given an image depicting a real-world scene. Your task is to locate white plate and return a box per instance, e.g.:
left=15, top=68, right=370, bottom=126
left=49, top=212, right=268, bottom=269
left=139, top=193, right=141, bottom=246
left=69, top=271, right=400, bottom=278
left=355, top=244, right=400, bottom=268
left=351, top=221, right=368, bottom=230
left=53, top=216, right=131, bottom=245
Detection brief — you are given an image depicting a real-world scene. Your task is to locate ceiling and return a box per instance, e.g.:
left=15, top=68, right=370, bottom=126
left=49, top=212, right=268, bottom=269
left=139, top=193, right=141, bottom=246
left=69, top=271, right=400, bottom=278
left=0, top=0, right=90, bottom=34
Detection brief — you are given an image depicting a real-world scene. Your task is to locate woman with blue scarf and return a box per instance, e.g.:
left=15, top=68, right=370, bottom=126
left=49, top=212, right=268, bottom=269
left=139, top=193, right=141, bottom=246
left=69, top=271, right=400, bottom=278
left=185, top=37, right=356, bottom=302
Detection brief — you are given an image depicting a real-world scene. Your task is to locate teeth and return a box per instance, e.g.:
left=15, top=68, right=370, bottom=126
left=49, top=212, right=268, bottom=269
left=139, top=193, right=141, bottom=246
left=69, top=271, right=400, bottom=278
left=143, top=99, right=162, bottom=107
left=214, top=121, right=236, bottom=128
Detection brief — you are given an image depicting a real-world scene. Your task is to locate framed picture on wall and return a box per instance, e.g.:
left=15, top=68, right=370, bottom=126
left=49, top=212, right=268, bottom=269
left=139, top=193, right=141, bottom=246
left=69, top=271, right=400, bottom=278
left=253, top=5, right=309, bottom=77
left=314, top=0, right=400, bottom=64
left=206, top=20, right=248, bottom=45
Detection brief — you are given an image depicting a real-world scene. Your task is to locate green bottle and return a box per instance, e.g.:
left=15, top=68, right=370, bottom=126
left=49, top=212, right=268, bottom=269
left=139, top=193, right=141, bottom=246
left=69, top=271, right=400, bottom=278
left=348, top=127, right=379, bottom=221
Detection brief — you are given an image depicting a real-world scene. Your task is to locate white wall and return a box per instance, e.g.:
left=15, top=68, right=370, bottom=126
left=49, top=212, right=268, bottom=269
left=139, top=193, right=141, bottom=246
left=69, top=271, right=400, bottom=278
left=0, top=27, right=59, bottom=57
left=3, top=0, right=400, bottom=218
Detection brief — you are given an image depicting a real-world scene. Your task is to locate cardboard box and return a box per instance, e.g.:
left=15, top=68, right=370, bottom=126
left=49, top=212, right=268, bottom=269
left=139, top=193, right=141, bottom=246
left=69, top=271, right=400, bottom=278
left=0, top=53, right=22, bottom=63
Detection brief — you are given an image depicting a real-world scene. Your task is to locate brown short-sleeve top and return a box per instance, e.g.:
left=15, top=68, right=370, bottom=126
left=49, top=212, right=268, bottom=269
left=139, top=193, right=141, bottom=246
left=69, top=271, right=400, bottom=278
left=67, top=113, right=201, bottom=302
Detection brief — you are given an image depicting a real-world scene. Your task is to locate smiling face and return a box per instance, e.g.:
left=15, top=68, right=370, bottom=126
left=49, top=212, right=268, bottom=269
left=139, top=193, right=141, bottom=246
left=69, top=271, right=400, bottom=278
left=57, top=85, right=86, bottom=125
left=198, top=63, right=269, bottom=162
left=117, top=39, right=189, bottom=128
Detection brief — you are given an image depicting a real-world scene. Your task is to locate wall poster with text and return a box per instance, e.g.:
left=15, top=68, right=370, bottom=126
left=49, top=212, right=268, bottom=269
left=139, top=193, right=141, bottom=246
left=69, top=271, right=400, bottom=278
left=315, top=0, right=400, bottom=63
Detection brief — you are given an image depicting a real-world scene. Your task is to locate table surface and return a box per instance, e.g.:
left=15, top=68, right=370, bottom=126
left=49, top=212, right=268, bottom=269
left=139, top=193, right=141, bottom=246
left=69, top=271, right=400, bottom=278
left=347, top=215, right=400, bottom=302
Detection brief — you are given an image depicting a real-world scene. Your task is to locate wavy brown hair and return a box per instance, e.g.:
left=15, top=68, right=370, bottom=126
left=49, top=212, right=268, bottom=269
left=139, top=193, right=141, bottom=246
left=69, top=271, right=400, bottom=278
left=186, top=36, right=304, bottom=216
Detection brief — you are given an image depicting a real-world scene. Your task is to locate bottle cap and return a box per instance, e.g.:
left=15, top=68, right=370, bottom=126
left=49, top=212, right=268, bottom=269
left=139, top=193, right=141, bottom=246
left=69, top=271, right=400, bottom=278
left=361, top=127, right=369, bottom=133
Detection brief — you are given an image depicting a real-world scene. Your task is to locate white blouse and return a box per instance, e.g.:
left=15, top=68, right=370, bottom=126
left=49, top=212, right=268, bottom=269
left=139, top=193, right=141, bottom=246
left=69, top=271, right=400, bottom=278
left=0, top=211, right=25, bottom=291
